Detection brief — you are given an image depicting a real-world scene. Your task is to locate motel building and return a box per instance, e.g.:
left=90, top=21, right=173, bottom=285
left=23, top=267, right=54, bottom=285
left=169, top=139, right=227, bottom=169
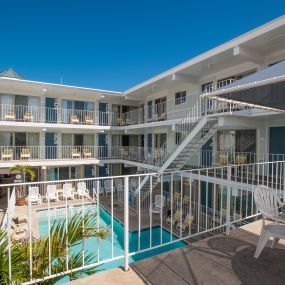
left=1, top=15, right=285, bottom=285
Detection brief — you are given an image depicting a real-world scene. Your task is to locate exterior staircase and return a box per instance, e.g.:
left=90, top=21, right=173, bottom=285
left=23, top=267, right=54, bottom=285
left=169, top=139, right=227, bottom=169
left=129, top=98, right=249, bottom=211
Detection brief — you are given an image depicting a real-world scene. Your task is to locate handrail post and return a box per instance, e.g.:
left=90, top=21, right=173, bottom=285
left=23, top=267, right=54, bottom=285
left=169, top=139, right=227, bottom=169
left=226, top=165, right=231, bottom=236
left=124, top=176, right=129, bottom=271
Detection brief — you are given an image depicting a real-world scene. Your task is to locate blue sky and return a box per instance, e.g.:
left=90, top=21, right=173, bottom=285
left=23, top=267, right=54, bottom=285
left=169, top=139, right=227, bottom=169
left=0, top=0, right=284, bottom=91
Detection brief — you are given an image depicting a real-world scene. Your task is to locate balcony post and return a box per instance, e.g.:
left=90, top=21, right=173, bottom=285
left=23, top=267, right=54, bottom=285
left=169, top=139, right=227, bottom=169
left=124, top=176, right=129, bottom=271
left=226, top=165, right=231, bottom=236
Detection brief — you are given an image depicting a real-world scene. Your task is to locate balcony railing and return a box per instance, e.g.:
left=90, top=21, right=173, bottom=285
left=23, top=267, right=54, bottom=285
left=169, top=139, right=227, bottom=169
left=0, top=104, right=120, bottom=126
left=1, top=160, right=284, bottom=284
left=186, top=150, right=285, bottom=169
left=0, top=145, right=166, bottom=165
left=0, top=95, right=250, bottom=127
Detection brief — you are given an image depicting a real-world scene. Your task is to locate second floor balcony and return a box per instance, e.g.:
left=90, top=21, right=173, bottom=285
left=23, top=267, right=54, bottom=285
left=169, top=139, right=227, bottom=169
left=0, top=97, right=241, bottom=128
left=0, top=145, right=167, bottom=166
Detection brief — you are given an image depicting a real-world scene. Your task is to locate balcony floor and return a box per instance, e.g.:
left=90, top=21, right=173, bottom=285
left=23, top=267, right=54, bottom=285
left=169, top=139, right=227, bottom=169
left=71, top=228, right=285, bottom=285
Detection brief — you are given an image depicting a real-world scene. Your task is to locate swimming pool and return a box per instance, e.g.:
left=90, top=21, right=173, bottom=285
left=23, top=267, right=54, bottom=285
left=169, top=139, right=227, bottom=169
left=37, top=204, right=187, bottom=284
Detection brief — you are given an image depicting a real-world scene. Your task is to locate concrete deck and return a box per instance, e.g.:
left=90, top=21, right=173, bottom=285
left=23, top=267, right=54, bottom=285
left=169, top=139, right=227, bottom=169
left=71, top=228, right=285, bottom=285
left=70, top=268, right=146, bottom=285
left=132, top=229, right=285, bottom=285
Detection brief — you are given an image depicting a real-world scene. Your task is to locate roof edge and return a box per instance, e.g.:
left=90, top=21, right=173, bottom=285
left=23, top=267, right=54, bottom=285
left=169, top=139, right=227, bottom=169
left=124, top=15, right=285, bottom=96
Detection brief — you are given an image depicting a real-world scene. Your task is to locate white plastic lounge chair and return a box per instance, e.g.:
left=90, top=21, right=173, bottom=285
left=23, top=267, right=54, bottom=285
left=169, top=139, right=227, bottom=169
left=2, top=149, right=13, bottom=160
left=46, top=185, right=59, bottom=202
left=23, top=112, right=33, bottom=121
left=103, top=180, right=115, bottom=195
left=20, top=148, right=30, bottom=160
left=151, top=195, right=165, bottom=213
left=11, top=230, right=28, bottom=242
left=72, top=148, right=81, bottom=158
left=176, top=214, right=194, bottom=232
left=77, top=182, right=90, bottom=198
left=254, top=186, right=285, bottom=258
left=11, top=220, right=28, bottom=233
left=166, top=211, right=182, bottom=226
left=5, top=111, right=15, bottom=121
left=28, top=186, right=41, bottom=205
left=62, top=183, right=74, bottom=200
left=114, top=178, right=123, bottom=191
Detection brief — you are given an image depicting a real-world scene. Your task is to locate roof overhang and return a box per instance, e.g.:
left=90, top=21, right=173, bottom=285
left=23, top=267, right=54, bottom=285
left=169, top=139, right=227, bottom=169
left=124, top=15, right=285, bottom=99
left=0, top=76, right=139, bottom=105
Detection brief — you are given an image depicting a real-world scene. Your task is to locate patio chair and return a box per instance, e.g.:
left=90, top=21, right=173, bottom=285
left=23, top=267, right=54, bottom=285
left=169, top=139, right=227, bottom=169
left=5, top=111, right=15, bottom=120
left=62, top=183, right=75, bottom=200
left=253, top=186, right=285, bottom=258
left=102, top=179, right=115, bottom=195
left=11, top=219, right=28, bottom=233
left=218, top=153, right=228, bottom=165
left=11, top=230, right=28, bottom=242
left=159, top=112, right=166, bottom=120
left=182, top=195, right=190, bottom=205
left=173, top=192, right=181, bottom=203
left=83, top=147, right=92, bottom=158
left=70, top=115, right=80, bottom=124
left=2, top=149, right=13, bottom=160
left=166, top=211, right=182, bottom=226
left=72, top=148, right=81, bottom=158
left=176, top=214, right=194, bottom=232
left=20, top=148, right=30, bottom=160
left=117, top=118, right=126, bottom=126
left=23, top=112, right=33, bottom=121
left=151, top=195, right=165, bottom=214
left=235, top=154, right=247, bottom=165
left=77, top=182, right=90, bottom=198
left=84, top=115, right=93, bottom=124
left=46, top=185, right=59, bottom=202
left=114, top=178, right=123, bottom=191
left=28, top=186, right=42, bottom=205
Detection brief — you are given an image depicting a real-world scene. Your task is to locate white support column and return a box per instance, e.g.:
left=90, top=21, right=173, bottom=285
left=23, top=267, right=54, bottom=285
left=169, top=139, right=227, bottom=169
left=124, top=176, right=129, bottom=271
left=226, top=165, right=232, bottom=236
left=40, top=95, right=46, bottom=123
left=40, top=131, right=45, bottom=159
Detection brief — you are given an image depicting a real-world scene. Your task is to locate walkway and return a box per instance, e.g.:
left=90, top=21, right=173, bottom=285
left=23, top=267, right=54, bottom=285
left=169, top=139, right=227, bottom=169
left=71, top=228, right=285, bottom=285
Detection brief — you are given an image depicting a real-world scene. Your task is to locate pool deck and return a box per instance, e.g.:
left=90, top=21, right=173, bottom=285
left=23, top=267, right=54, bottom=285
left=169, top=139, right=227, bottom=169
left=70, top=268, right=146, bottom=285
left=71, top=226, right=285, bottom=285
left=13, top=197, right=94, bottom=238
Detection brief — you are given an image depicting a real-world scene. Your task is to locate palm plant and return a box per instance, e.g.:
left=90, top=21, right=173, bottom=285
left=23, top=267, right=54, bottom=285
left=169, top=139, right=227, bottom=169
left=0, top=211, right=109, bottom=284
left=9, top=165, right=36, bottom=205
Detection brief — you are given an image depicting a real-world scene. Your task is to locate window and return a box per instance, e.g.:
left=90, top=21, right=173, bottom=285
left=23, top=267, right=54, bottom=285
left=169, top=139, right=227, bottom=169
left=217, top=77, right=236, bottom=89
left=201, top=82, right=214, bottom=93
left=154, top=133, right=166, bottom=148
left=175, top=132, right=182, bottom=145
left=154, top=97, right=167, bottom=116
left=175, top=91, right=186, bottom=105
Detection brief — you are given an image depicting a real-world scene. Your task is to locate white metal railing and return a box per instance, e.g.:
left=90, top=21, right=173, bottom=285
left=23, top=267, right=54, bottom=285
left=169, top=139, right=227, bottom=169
left=185, top=150, right=285, bottom=169
left=0, top=94, right=252, bottom=128
left=0, top=145, right=166, bottom=164
left=0, top=103, right=121, bottom=126
left=1, top=160, right=284, bottom=284
left=1, top=186, right=16, bottom=229
left=157, top=97, right=252, bottom=169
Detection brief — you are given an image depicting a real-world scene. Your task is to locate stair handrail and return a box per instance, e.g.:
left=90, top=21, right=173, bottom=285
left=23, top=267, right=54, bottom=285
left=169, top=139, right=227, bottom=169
left=159, top=97, right=249, bottom=168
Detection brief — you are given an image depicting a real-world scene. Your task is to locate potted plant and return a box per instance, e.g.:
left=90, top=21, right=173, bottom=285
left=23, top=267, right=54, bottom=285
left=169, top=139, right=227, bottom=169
left=9, top=165, right=36, bottom=206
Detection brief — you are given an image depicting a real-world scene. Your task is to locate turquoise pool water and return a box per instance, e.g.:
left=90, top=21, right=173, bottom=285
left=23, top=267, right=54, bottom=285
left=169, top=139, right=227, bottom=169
left=37, top=204, right=186, bottom=283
